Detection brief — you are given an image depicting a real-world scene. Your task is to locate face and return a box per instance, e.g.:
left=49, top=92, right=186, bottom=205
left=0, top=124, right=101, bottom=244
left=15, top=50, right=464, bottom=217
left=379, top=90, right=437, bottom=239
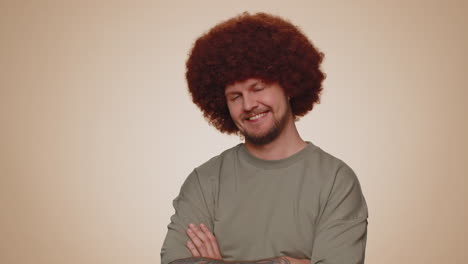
left=225, top=78, right=292, bottom=145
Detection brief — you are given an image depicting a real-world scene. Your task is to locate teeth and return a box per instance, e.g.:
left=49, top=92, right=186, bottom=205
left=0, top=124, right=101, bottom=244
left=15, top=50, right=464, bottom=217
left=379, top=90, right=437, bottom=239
left=248, top=112, right=267, bottom=120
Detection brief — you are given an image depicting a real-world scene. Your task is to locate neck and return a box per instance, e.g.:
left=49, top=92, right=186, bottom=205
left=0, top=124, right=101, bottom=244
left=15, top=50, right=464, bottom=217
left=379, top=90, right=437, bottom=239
left=244, top=118, right=307, bottom=160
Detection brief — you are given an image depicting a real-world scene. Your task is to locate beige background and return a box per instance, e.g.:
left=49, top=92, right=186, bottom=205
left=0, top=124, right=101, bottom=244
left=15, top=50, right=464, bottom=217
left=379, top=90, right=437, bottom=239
left=1, top=0, right=467, bottom=263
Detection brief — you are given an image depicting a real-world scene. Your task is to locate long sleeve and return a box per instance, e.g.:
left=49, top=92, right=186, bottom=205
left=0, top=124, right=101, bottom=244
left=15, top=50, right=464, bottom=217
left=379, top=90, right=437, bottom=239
left=311, top=162, right=369, bottom=264
left=161, top=170, right=214, bottom=264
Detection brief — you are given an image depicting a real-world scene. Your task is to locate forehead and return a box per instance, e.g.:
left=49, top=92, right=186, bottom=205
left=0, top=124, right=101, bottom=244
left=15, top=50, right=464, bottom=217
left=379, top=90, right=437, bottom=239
left=225, top=78, right=263, bottom=94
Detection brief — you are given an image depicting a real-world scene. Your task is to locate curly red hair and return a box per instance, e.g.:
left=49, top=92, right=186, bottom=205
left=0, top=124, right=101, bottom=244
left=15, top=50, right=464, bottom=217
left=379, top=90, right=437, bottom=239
left=186, top=12, right=326, bottom=134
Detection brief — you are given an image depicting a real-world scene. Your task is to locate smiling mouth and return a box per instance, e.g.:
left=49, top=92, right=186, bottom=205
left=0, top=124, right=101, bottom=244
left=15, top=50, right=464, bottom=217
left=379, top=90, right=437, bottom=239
left=246, top=111, right=268, bottom=121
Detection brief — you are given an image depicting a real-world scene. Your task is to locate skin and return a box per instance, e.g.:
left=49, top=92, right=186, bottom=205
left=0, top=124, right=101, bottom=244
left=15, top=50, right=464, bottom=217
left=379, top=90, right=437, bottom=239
left=169, top=78, right=312, bottom=264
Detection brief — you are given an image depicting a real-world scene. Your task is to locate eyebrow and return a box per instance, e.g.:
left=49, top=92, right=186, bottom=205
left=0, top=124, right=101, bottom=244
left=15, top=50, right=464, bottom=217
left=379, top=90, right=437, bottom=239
left=225, top=81, right=260, bottom=95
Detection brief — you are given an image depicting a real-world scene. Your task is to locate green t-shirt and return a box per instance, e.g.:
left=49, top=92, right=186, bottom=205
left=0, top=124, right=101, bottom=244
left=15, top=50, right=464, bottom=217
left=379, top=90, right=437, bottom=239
left=161, top=142, right=368, bottom=264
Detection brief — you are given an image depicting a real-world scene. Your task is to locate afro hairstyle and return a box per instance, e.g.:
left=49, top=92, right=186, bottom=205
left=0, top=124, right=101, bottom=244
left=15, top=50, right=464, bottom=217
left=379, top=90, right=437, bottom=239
left=186, top=12, right=326, bottom=134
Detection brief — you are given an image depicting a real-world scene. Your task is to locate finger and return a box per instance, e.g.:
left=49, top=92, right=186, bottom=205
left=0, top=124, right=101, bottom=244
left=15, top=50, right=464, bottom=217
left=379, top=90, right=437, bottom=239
left=200, top=223, right=221, bottom=258
left=190, top=224, right=215, bottom=257
left=186, top=240, right=200, bottom=257
left=186, top=227, right=208, bottom=256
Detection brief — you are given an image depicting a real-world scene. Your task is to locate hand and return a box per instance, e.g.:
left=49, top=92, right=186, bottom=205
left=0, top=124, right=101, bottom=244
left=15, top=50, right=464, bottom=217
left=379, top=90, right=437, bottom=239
left=279, top=256, right=310, bottom=264
left=186, top=223, right=222, bottom=260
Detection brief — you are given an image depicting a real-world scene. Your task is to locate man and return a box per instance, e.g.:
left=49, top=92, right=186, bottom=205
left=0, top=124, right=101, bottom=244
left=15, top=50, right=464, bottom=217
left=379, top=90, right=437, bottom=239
left=161, top=12, right=368, bottom=264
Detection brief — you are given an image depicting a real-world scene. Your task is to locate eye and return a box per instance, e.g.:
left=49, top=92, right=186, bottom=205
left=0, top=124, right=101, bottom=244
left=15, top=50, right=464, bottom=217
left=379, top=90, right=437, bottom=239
left=254, top=85, right=264, bottom=92
left=229, top=94, right=241, bottom=101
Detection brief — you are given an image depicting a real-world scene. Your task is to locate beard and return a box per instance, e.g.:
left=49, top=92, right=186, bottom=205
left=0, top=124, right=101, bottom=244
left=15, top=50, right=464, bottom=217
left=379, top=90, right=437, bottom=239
left=241, top=108, right=292, bottom=146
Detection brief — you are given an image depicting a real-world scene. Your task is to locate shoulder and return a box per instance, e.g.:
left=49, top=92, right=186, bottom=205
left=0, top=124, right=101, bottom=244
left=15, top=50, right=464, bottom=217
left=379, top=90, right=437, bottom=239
left=178, top=145, right=240, bottom=203
left=316, top=145, right=359, bottom=183
left=307, top=142, right=347, bottom=168
left=192, top=144, right=241, bottom=180
left=320, top=146, right=357, bottom=180
left=305, top=142, right=363, bottom=197
left=308, top=143, right=368, bottom=218
left=305, top=142, right=357, bottom=180
left=176, top=145, right=241, bottom=208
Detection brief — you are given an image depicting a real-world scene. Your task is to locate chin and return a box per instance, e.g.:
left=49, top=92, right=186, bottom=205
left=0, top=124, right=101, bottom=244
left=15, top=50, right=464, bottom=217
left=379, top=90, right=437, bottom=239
left=243, top=127, right=281, bottom=146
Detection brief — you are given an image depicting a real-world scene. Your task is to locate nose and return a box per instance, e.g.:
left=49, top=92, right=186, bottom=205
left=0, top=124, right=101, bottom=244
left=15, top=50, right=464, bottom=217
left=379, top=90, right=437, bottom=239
left=242, top=93, right=258, bottom=112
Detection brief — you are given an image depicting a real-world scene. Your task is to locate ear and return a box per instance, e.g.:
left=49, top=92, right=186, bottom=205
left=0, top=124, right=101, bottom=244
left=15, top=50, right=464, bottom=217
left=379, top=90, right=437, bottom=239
left=236, top=131, right=245, bottom=141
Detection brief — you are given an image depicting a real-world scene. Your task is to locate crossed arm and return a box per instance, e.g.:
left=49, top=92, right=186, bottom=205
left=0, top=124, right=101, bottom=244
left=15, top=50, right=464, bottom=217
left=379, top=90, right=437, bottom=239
left=169, top=223, right=310, bottom=264
left=163, top=165, right=368, bottom=264
left=170, top=257, right=297, bottom=264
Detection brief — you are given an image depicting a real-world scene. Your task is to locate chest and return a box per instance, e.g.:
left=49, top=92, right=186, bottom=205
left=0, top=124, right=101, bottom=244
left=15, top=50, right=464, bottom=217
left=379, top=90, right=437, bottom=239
left=212, top=169, right=321, bottom=260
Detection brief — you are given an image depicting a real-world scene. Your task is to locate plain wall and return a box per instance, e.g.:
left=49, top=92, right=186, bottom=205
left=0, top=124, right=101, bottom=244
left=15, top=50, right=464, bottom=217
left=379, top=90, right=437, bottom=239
left=1, top=0, right=467, bottom=263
